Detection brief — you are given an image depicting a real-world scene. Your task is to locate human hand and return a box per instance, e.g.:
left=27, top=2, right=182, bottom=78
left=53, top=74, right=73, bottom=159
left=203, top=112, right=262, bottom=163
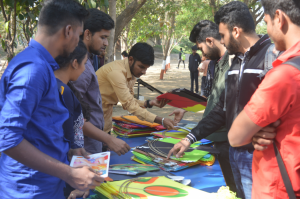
left=169, top=109, right=187, bottom=125
left=68, top=148, right=90, bottom=161
left=68, top=189, right=90, bottom=199
left=167, top=139, right=191, bottom=159
left=150, top=98, right=170, bottom=108
left=107, top=137, right=131, bottom=156
left=252, top=120, right=280, bottom=151
left=162, top=118, right=176, bottom=130
left=66, top=166, right=104, bottom=191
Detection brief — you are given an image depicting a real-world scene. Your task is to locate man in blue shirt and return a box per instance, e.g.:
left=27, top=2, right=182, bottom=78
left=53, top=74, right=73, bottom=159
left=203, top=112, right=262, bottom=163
left=0, top=1, right=103, bottom=198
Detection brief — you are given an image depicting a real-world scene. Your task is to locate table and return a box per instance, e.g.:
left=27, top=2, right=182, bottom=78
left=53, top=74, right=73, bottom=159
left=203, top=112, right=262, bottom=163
left=82, top=135, right=226, bottom=198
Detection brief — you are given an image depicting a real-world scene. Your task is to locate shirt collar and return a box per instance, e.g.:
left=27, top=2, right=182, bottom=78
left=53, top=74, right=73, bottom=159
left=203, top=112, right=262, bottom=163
left=273, top=39, right=300, bottom=67
left=124, top=58, right=133, bottom=79
left=29, top=39, right=59, bottom=71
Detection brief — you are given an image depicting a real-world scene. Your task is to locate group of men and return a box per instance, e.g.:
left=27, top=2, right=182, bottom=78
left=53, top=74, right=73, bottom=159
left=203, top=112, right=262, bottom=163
left=168, top=1, right=300, bottom=199
left=0, top=0, right=300, bottom=199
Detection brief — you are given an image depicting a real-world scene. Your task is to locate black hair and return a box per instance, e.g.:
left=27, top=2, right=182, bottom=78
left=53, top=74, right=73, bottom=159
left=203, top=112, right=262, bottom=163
left=81, top=8, right=114, bottom=38
left=180, top=48, right=182, bottom=50
left=55, top=40, right=91, bottom=121
left=214, top=1, right=255, bottom=34
left=38, top=0, right=89, bottom=36
left=121, top=51, right=128, bottom=57
left=192, top=45, right=198, bottom=51
left=128, top=43, right=154, bottom=66
left=189, top=20, right=221, bottom=43
left=261, top=0, right=300, bottom=26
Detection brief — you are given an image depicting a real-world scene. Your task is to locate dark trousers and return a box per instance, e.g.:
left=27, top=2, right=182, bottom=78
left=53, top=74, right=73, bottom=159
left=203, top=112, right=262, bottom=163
left=214, top=141, right=238, bottom=194
left=190, top=71, right=199, bottom=93
left=178, top=59, right=185, bottom=68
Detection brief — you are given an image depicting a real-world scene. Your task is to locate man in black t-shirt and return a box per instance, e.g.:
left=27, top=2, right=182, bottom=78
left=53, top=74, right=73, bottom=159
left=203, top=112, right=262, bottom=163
left=188, top=46, right=201, bottom=93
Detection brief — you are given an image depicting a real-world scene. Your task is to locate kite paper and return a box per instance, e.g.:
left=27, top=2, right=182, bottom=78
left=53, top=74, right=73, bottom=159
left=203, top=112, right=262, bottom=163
left=94, top=176, right=212, bottom=199
left=157, top=88, right=207, bottom=112
left=70, top=152, right=110, bottom=177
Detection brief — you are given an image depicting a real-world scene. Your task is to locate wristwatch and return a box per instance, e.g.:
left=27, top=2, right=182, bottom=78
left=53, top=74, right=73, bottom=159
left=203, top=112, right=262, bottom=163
left=146, top=100, right=153, bottom=108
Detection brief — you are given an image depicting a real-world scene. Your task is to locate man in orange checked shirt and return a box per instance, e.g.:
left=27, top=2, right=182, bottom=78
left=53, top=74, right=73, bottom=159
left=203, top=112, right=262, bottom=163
left=96, top=43, right=175, bottom=135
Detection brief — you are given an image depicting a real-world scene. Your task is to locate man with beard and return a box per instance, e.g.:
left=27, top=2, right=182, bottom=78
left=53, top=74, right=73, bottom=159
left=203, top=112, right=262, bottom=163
left=96, top=42, right=175, bottom=135
left=168, top=20, right=236, bottom=193
left=72, top=9, right=130, bottom=155
left=0, top=1, right=104, bottom=198
left=168, top=2, right=273, bottom=199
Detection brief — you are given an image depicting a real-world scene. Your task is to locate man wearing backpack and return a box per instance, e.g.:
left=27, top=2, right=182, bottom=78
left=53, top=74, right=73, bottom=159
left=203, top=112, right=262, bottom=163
left=228, top=0, right=300, bottom=198
left=168, top=2, right=272, bottom=198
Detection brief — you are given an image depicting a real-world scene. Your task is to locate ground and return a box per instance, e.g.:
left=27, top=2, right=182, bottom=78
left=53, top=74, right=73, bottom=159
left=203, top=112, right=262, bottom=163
left=112, top=58, right=205, bottom=123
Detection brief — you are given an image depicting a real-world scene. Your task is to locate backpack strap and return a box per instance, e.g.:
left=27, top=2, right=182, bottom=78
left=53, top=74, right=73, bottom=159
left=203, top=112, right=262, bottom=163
left=273, top=142, right=297, bottom=199
left=283, top=56, right=300, bottom=70
left=273, top=56, right=300, bottom=199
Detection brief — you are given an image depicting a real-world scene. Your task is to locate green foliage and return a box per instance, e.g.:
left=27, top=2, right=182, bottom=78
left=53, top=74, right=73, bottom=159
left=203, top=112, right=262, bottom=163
left=256, top=22, right=267, bottom=35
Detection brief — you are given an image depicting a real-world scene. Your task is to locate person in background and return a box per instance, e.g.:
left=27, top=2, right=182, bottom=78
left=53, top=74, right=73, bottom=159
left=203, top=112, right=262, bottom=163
left=96, top=42, right=175, bottom=135
left=122, top=51, right=129, bottom=59
left=177, top=48, right=185, bottom=68
left=0, top=1, right=103, bottom=198
left=228, top=0, right=300, bottom=198
left=198, top=55, right=211, bottom=96
left=189, top=45, right=201, bottom=94
left=168, top=20, right=236, bottom=193
left=72, top=9, right=130, bottom=155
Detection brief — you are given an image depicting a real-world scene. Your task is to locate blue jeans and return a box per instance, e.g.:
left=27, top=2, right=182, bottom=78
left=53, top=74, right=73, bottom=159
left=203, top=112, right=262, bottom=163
left=229, top=146, right=253, bottom=199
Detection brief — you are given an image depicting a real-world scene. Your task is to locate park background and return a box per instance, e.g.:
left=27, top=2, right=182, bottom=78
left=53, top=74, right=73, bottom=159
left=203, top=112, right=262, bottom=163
left=0, top=0, right=267, bottom=122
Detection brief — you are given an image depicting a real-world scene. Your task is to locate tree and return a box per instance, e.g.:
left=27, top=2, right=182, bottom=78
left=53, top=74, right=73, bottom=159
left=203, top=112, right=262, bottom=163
left=107, top=0, right=116, bottom=62
left=0, top=0, right=42, bottom=62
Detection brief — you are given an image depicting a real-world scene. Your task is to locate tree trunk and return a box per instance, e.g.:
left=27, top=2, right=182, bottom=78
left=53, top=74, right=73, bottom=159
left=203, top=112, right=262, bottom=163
left=107, top=0, right=117, bottom=63
left=114, top=0, right=147, bottom=43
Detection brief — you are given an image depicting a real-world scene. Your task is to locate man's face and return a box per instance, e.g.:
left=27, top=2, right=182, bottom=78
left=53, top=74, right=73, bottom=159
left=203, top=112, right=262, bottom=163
left=89, top=29, right=111, bottom=55
left=196, top=41, right=220, bottom=60
left=62, top=23, right=84, bottom=57
left=192, top=49, right=196, bottom=54
left=219, top=23, right=240, bottom=55
left=264, top=14, right=284, bottom=51
left=128, top=57, right=150, bottom=78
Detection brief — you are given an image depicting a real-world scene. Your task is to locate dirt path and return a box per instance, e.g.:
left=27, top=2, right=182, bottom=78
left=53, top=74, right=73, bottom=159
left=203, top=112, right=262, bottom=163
left=112, top=58, right=205, bottom=123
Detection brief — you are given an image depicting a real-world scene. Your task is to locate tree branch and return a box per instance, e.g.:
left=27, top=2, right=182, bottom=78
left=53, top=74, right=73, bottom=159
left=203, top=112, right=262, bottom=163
left=114, top=0, right=147, bottom=43
left=0, top=0, right=8, bottom=22
left=11, top=0, right=17, bottom=45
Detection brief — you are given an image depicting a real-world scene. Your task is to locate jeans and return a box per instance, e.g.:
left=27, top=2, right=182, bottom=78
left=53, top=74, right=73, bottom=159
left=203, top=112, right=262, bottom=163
left=214, top=141, right=237, bottom=193
left=200, top=76, right=206, bottom=96
left=178, top=59, right=185, bottom=68
left=229, top=146, right=253, bottom=199
left=190, top=71, right=199, bottom=93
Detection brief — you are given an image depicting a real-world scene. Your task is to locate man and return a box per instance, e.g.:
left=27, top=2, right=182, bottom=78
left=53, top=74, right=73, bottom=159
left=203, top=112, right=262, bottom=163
left=96, top=42, right=175, bottom=135
left=72, top=9, right=130, bottom=154
left=228, top=0, right=300, bottom=198
left=169, top=20, right=236, bottom=193
left=177, top=48, right=185, bottom=68
left=168, top=2, right=272, bottom=199
left=198, top=55, right=210, bottom=96
left=121, top=51, right=129, bottom=59
left=188, top=46, right=201, bottom=94
left=0, top=1, right=103, bottom=198
left=93, top=50, right=105, bottom=72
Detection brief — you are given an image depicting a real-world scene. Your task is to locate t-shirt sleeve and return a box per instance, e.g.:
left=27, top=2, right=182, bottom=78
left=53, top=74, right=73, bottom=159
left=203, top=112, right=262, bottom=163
left=244, top=65, right=299, bottom=127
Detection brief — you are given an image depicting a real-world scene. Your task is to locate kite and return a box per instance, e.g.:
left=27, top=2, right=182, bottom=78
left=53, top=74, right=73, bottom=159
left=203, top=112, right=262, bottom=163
left=157, top=88, right=207, bottom=112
